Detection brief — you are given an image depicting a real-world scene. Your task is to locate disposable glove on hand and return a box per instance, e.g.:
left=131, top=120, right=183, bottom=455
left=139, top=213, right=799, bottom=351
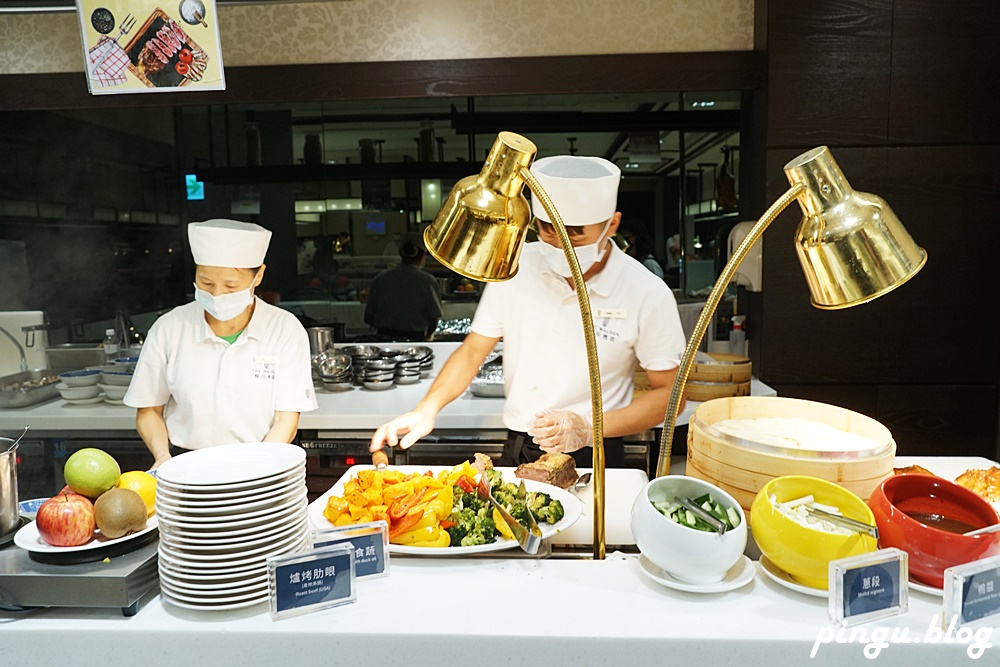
left=528, top=410, right=592, bottom=453
left=370, top=409, right=436, bottom=451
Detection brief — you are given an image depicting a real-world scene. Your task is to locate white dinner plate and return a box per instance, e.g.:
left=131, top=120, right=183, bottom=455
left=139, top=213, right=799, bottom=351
left=155, top=477, right=301, bottom=505
left=637, top=554, right=756, bottom=594
left=160, top=582, right=269, bottom=606
left=158, top=524, right=303, bottom=553
left=758, top=555, right=828, bottom=598
left=157, top=506, right=303, bottom=538
left=158, top=519, right=295, bottom=548
left=159, top=525, right=307, bottom=562
left=155, top=442, right=305, bottom=487
left=156, top=490, right=307, bottom=524
left=307, top=464, right=582, bottom=556
left=157, top=535, right=307, bottom=573
left=13, top=515, right=158, bottom=554
left=155, top=484, right=304, bottom=515
left=158, top=560, right=270, bottom=584
left=160, top=593, right=268, bottom=612
left=156, top=465, right=306, bottom=495
left=158, top=550, right=271, bottom=578
left=63, top=395, right=105, bottom=406
left=159, top=570, right=270, bottom=597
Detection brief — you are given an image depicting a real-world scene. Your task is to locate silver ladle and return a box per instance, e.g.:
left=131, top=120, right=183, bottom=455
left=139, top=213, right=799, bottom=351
left=3, top=425, right=28, bottom=453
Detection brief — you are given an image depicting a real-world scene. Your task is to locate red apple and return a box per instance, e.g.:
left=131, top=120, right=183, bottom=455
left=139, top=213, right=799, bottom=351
left=35, top=493, right=96, bottom=547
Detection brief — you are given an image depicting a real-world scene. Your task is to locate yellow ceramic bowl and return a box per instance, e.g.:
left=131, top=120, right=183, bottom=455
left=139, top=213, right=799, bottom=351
left=750, top=475, right=878, bottom=590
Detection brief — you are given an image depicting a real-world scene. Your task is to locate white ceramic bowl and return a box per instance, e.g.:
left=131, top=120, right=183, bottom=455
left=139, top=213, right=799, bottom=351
left=98, top=383, right=128, bottom=400
left=57, top=382, right=102, bottom=400
left=101, top=370, right=133, bottom=386
left=630, top=475, right=748, bottom=584
left=57, top=369, right=102, bottom=387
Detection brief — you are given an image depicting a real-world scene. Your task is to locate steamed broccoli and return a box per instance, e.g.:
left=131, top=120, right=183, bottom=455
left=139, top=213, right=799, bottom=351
left=459, top=506, right=496, bottom=546
left=535, top=498, right=565, bottom=524
left=507, top=501, right=534, bottom=527
left=520, top=491, right=564, bottom=525
left=526, top=491, right=547, bottom=514
left=483, top=468, right=504, bottom=490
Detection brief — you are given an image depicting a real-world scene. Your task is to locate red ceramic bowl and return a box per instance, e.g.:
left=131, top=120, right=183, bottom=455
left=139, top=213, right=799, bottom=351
left=868, top=474, right=1000, bottom=588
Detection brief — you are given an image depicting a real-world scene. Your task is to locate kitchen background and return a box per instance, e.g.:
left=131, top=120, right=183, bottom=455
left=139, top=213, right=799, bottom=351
left=1, top=0, right=998, bottom=464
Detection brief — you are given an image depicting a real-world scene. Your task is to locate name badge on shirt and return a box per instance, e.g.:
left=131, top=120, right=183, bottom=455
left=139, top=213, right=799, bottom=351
left=596, top=308, right=627, bottom=319
left=252, top=355, right=279, bottom=381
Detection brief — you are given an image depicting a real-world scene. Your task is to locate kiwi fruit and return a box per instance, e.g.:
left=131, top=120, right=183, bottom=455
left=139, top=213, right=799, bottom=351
left=94, top=488, right=148, bottom=539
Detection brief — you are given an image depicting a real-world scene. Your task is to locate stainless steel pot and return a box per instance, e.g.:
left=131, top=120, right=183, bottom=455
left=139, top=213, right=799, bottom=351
left=306, top=327, right=336, bottom=356
left=0, top=438, right=18, bottom=537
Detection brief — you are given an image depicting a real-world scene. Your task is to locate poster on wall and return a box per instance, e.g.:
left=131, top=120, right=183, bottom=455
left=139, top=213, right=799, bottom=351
left=75, top=0, right=225, bottom=94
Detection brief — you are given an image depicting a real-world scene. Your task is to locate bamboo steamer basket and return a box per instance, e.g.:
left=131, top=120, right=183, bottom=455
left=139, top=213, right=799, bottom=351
left=686, top=396, right=896, bottom=513
left=686, top=380, right=751, bottom=402
left=689, top=353, right=752, bottom=383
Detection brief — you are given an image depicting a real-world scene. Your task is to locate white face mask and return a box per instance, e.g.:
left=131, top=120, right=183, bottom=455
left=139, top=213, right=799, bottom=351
left=194, top=285, right=255, bottom=321
left=538, top=219, right=613, bottom=278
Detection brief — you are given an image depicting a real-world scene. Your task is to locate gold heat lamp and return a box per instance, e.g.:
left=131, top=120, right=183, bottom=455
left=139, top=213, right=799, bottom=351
left=654, top=146, right=927, bottom=478
left=424, top=132, right=610, bottom=559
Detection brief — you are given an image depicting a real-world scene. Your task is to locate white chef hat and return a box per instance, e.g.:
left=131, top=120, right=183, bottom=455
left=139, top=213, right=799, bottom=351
left=529, top=156, right=621, bottom=226
left=188, top=219, right=272, bottom=268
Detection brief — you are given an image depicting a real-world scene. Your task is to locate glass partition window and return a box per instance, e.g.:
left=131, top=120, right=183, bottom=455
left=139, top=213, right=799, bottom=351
left=0, top=92, right=743, bottom=342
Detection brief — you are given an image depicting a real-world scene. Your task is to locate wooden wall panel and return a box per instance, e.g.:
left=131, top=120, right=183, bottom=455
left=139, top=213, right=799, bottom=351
left=765, top=0, right=892, bottom=147
left=759, top=1, right=1000, bottom=458
left=0, top=52, right=758, bottom=112
left=889, top=0, right=1000, bottom=145
left=876, top=386, right=998, bottom=459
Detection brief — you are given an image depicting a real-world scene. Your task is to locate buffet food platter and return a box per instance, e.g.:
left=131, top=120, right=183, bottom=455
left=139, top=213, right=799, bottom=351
left=307, top=464, right=583, bottom=555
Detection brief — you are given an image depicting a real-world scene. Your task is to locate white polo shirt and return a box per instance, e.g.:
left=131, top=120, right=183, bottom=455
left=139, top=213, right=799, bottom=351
left=471, top=241, right=686, bottom=433
left=124, top=297, right=318, bottom=449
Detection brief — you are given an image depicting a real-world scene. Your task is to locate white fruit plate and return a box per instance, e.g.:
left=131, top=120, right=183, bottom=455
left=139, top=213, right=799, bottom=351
left=14, top=515, right=158, bottom=554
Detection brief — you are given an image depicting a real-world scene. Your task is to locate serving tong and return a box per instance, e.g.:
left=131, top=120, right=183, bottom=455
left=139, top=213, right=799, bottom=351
left=804, top=506, right=880, bottom=539
left=476, top=476, right=542, bottom=554
left=674, top=496, right=728, bottom=535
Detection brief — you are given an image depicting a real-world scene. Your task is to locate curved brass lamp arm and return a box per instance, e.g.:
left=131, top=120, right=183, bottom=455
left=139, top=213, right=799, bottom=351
left=654, top=183, right=805, bottom=478
left=519, top=166, right=607, bottom=560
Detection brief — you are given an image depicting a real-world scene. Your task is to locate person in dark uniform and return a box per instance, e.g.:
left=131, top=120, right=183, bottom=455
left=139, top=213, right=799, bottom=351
left=364, top=236, right=443, bottom=342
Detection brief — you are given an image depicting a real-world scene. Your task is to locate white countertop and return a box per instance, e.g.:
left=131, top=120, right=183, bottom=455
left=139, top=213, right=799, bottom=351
left=1, top=456, right=996, bottom=667
left=0, top=340, right=776, bottom=436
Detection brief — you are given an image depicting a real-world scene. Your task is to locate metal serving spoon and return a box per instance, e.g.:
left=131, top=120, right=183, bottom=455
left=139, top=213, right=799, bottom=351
left=572, top=472, right=592, bottom=493
left=964, top=523, right=1000, bottom=537
left=3, top=425, right=28, bottom=453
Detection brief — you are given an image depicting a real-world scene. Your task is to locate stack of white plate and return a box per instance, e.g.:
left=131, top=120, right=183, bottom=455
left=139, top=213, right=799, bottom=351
left=154, top=442, right=310, bottom=611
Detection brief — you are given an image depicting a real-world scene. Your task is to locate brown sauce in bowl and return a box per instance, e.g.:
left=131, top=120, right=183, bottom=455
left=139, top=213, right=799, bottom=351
left=903, top=511, right=980, bottom=534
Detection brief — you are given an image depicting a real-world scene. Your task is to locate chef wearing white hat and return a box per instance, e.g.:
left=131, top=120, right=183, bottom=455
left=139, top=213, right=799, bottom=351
left=371, top=155, right=687, bottom=467
left=125, top=219, right=317, bottom=469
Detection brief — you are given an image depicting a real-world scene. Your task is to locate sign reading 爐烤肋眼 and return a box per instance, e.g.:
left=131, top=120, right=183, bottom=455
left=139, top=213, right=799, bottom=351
left=268, top=544, right=356, bottom=621
left=74, top=0, right=225, bottom=95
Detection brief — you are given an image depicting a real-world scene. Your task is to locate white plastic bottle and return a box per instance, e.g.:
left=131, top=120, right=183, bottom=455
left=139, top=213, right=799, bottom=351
left=103, top=328, right=120, bottom=362
left=729, top=316, right=746, bottom=356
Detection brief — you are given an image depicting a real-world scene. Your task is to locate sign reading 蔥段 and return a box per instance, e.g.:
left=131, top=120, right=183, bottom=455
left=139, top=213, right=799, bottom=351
left=268, top=544, right=356, bottom=621
left=74, top=0, right=225, bottom=95
left=830, top=548, right=909, bottom=627
left=311, top=520, right=390, bottom=579
left=945, top=556, right=1000, bottom=625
